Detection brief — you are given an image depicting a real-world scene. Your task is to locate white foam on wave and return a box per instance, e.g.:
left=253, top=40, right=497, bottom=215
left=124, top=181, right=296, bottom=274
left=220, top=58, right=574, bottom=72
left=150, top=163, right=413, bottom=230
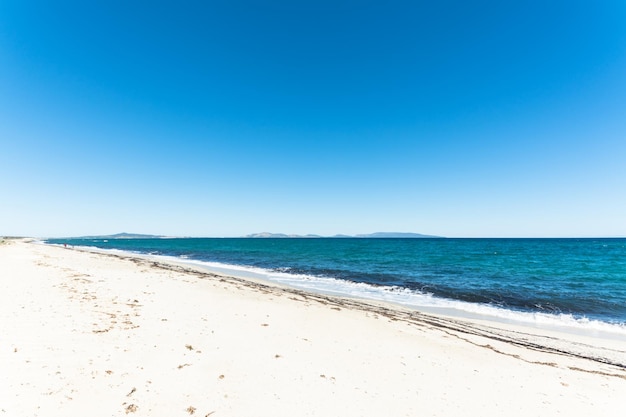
left=161, top=255, right=626, bottom=339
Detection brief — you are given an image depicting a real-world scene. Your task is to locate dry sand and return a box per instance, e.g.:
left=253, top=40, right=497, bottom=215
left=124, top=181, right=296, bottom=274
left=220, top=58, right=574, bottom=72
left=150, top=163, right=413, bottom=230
left=1, top=240, right=625, bottom=416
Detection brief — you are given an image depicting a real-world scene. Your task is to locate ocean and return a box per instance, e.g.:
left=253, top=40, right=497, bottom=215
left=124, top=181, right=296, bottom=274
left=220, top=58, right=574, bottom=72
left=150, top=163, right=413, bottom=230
left=46, top=237, right=626, bottom=335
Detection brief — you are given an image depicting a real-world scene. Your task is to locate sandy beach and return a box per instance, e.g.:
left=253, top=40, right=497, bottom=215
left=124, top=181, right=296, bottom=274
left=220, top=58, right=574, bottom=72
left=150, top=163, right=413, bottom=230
left=1, top=240, right=625, bottom=416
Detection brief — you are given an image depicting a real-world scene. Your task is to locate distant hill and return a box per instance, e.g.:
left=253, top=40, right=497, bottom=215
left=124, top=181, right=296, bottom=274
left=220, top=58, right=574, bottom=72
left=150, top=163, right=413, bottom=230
left=74, top=232, right=165, bottom=239
left=245, top=232, right=442, bottom=238
left=244, top=232, right=322, bottom=238
left=355, top=232, right=441, bottom=238
left=70, top=231, right=441, bottom=239
left=245, top=232, right=290, bottom=238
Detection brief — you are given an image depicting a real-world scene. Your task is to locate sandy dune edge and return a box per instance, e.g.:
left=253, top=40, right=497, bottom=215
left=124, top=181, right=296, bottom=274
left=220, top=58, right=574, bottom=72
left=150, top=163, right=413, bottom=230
left=1, top=240, right=625, bottom=416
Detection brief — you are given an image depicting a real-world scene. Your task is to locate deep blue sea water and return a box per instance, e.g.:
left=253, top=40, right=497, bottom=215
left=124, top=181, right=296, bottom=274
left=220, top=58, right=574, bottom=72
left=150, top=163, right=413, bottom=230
left=46, top=238, right=626, bottom=333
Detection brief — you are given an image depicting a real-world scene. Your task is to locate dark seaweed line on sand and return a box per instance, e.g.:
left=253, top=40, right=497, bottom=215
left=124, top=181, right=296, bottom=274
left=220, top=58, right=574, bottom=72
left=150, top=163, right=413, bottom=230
left=81, top=247, right=626, bottom=377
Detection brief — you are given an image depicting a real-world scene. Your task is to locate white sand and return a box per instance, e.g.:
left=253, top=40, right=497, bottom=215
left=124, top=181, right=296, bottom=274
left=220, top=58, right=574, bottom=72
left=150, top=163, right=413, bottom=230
left=1, top=240, right=625, bottom=416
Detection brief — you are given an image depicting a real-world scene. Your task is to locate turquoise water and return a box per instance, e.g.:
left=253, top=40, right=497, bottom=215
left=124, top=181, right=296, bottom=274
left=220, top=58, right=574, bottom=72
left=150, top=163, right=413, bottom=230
left=47, top=238, right=626, bottom=331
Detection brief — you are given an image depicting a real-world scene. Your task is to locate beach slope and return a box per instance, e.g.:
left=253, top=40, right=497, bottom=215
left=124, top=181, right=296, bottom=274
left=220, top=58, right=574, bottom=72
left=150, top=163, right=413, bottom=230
left=1, top=240, right=625, bottom=416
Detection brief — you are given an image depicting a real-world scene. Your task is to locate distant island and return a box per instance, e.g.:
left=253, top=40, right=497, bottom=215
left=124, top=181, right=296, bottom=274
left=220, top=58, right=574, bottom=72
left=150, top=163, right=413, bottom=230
left=244, top=232, right=442, bottom=238
left=71, top=233, right=166, bottom=239
left=66, top=232, right=443, bottom=239
left=355, top=232, right=442, bottom=238
left=245, top=232, right=323, bottom=238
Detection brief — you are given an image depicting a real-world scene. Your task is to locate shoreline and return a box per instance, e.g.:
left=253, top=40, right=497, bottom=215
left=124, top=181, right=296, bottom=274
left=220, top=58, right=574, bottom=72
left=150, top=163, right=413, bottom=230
left=2, top=240, right=626, bottom=416
left=48, top=241, right=626, bottom=341
left=176, top=258, right=626, bottom=342
left=59, top=242, right=626, bottom=366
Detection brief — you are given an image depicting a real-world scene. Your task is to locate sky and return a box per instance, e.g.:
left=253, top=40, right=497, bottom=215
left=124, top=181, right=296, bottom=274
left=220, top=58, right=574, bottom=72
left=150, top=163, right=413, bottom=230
left=1, top=0, right=625, bottom=238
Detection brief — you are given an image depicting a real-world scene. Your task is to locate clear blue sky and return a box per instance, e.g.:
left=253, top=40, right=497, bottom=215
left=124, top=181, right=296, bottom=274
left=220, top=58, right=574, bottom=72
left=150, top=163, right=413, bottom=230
left=1, top=0, right=625, bottom=237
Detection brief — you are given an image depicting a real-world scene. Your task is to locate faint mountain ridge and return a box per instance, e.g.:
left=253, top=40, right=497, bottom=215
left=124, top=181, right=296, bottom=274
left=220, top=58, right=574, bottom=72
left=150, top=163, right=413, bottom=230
left=244, top=232, right=322, bottom=238
left=355, top=232, right=440, bottom=238
left=67, top=232, right=442, bottom=239
left=245, top=232, right=442, bottom=238
left=73, top=232, right=166, bottom=239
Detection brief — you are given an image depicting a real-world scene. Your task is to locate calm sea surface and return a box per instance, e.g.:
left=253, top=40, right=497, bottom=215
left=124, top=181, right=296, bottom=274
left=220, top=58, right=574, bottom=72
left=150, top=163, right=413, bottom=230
left=46, top=238, right=626, bottom=332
